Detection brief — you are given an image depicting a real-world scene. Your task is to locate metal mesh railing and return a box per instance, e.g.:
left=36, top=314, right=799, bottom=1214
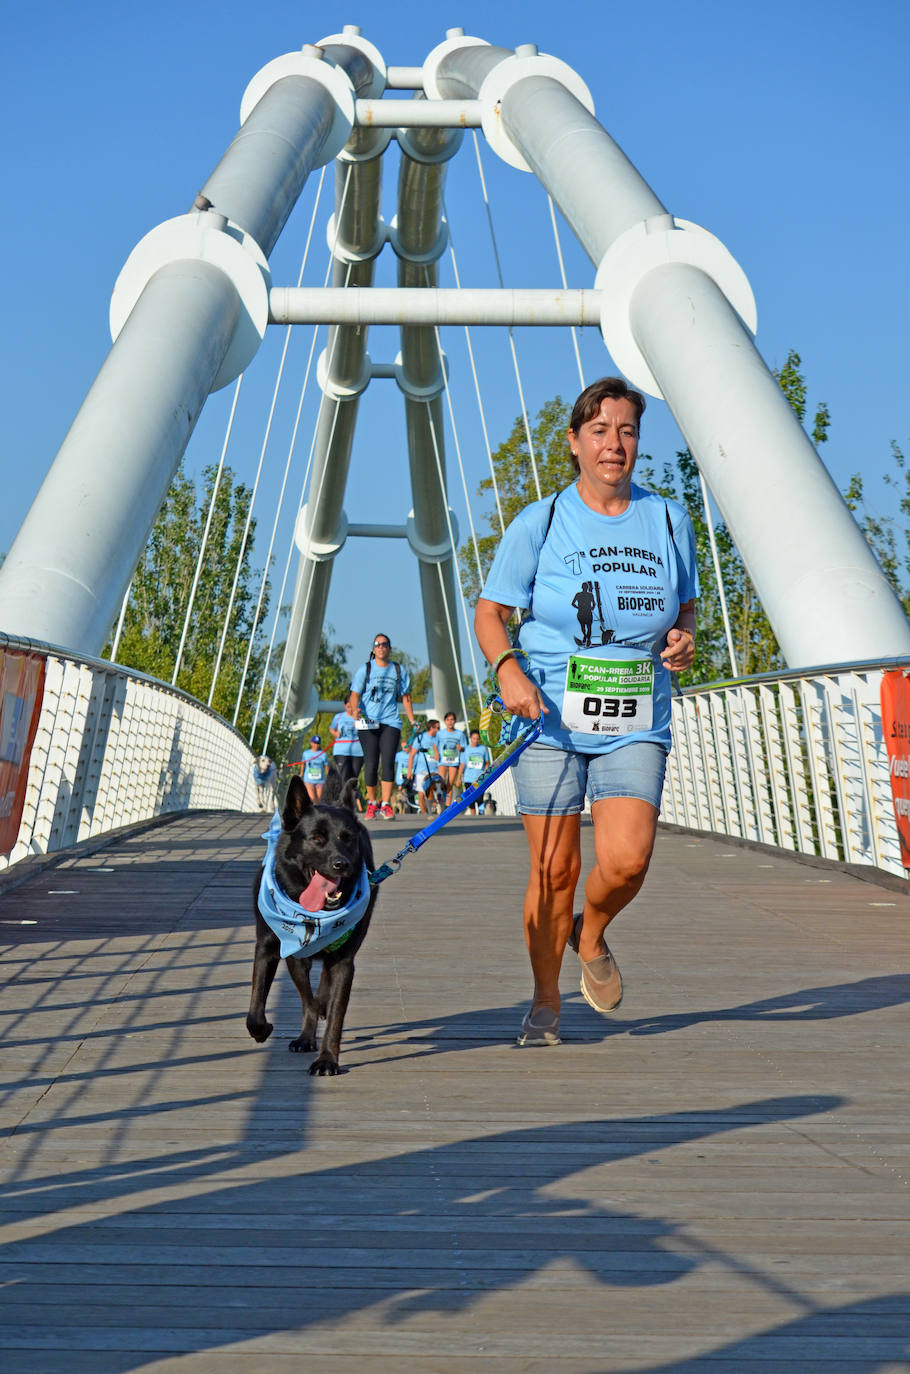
left=1, top=635, right=258, bottom=872
left=488, top=659, right=907, bottom=881
left=663, top=661, right=904, bottom=877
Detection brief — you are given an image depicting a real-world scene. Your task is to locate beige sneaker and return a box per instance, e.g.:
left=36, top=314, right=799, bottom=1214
left=569, top=913, right=623, bottom=1014
left=579, top=946, right=623, bottom=1014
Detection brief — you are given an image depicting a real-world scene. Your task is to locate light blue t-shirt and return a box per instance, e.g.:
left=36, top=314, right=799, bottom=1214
left=410, top=731, right=441, bottom=775
left=301, top=748, right=328, bottom=783
left=481, top=482, right=699, bottom=754
left=350, top=659, right=411, bottom=729
left=462, top=743, right=491, bottom=785
left=437, top=727, right=467, bottom=767
left=394, top=749, right=410, bottom=785
left=330, top=711, right=363, bottom=758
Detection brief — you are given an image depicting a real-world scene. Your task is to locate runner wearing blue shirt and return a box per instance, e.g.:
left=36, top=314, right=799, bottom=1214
left=349, top=634, right=416, bottom=820
left=390, top=745, right=411, bottom=812
left=436, top=711, right=467, bottom=804
left=394, top=747, right=411, bottom=786
left=329, top=694, right=364, bottom=789
left=475, top=376, right=698, bottom=1048
left=461, top=730, right=491, bottom=816
left=408, top=719, right=443, bottom=816
left=299, top=736, right=329, bottom=802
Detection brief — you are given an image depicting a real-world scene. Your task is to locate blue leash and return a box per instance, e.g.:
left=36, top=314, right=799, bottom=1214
left=369, top=698, right=542, bottom=887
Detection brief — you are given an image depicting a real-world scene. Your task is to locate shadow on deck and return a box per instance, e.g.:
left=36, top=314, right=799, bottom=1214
left=2, top=811, right=910, bottom=1372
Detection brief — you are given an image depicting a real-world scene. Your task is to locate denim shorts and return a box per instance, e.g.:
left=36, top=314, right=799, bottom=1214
left=515, top=740, right=668, bottom=816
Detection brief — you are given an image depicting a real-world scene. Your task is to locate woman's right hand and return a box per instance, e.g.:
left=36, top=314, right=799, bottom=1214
left=496, top=657, right=547, bottom=720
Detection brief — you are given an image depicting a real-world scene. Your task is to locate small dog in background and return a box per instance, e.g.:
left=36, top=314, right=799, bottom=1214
left=246, top=768, right=377, bottom=1076
left=253, top=755, right=277, bottom=811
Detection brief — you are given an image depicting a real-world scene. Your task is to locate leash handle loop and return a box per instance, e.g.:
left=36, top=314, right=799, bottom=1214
left=479, top=692, right=533, bottom=750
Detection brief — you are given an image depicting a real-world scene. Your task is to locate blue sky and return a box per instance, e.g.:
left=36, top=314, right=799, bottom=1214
left=3, top=0, right=909, bottom=692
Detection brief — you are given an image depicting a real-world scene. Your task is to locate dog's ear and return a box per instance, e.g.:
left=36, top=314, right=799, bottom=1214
left=340, top=779, right=359, bottom=814
left=282, top=775, right=311, bottom=829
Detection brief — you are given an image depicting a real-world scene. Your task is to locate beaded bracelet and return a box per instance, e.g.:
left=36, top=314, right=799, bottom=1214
left=491, top=646, right=529, bottom=677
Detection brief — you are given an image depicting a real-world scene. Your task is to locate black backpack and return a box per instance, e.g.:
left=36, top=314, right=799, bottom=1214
left=362, top=657, right=403, bottom=700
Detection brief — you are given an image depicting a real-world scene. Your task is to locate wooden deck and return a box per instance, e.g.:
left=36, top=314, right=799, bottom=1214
left=2, top=809, right=910, bottom=1373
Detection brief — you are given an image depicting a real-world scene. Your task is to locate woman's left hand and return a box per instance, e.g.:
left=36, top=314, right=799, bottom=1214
left=660, top=628, right=695, bottom=673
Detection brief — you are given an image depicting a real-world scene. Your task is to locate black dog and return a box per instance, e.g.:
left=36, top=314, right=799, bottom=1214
left=246, top=768, right=377, bottom=1076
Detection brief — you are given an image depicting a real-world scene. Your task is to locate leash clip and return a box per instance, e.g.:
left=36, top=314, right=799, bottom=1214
left=369, top=844, right=413, bottom=888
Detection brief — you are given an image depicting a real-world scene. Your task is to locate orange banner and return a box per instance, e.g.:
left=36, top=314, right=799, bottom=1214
left=880, top=669, right=910, bottom=870
left=0, top=650, right=45, bottom=855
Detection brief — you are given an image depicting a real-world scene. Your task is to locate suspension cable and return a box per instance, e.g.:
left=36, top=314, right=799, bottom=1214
left=206, top=373, right=283, bottom=706
left=232, top=166, right=327, bottom=724
left=257, top=167, right=355, bottom=745
left=428, top=376, right=485, bottom=712
left=276, top=296, right=353, bottom=728
left=547, top=194, right=586, bottom=392
left=257, top=174, right=360, bottom=752
left=249, top=320, right=322, bottom=746
left=434, top=560, right=470, bottom=725
left=211, top=166, right=349, bottom=712
left=442, top=197, right=505, bottom=537
left=428, top=262, right=483, bottom=587
left=109, top=579, right=132, bottom=663
left=471, top=131, right=542, bottom=502
left=423, top=396, right=484, bottom=718
left=698, top=470, right=739, bottom=677
left=172, top=374, right=243, bottom=686
left=262, top=368, right=338, bottom=746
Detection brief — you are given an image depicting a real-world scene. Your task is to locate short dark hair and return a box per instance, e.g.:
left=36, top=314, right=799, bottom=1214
left=427, top=718, right=439, bottom=729
left=567, top=377, right=646, bottom=474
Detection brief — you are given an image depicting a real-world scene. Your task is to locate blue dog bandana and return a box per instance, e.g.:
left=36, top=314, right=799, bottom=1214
left=258, top=811, right=371, bottom=959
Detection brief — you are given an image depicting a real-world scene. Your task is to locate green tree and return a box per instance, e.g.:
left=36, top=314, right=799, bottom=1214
left=635, top=448, right=757, bottom=682
left=460, top=354, right=834, bottom=684
left=845, top=440, right=910, bottom=616
left=459, top=396, right=574, bottom=605
left=106, top=461, right=271, bottom=736
left=775, top=348, right=831, bottom=446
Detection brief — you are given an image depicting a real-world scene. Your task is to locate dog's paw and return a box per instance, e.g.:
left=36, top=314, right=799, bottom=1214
left=246, top=1016, right=273, bottom=1043
left=309, top=1053, right=341, bottom=1076
left=289, top=1034, right=317, bottom=1053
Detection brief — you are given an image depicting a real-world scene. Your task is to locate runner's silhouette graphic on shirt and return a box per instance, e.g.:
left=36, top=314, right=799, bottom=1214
left=572, top=580, right=614, bottom=647
left=572, top=582, right=595, bottom=646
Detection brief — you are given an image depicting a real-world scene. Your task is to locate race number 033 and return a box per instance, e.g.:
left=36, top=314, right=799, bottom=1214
left=562, top=653, right=654, bottom=736
left=582, top=696, right=638, bottom=719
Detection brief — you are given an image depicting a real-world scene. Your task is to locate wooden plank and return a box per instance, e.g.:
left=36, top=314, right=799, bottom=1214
left=2, top=813, right=910, bottom=1371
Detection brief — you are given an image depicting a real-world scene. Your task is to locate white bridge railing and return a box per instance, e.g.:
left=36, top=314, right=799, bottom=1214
left=0, top=634, right=258, bottom=874
left=5, top=636, right=906, bottom=885
left=489, top=660, right=909, bottom=882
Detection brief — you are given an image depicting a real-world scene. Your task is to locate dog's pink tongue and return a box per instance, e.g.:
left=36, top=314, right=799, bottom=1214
left=298, top=873, right=340, bottom=913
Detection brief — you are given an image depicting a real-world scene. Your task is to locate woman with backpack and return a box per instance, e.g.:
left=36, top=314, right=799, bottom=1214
left=474, top=377, right=699, bottom=1047
left=348, top=634, right=416, bottom=820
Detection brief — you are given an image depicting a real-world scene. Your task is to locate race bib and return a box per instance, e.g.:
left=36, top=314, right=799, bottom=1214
left=305, top=762, right=324, bottom=782
left=442, top=745, right=458, bottom=764
left=562, top=653, right=654, bottom=736
left=466, top=753, right=485, bottom=770
left=356, top=716, right=377, bottom=731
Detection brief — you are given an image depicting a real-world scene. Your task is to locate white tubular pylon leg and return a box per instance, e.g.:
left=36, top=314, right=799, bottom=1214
left=279, top=33, right=391, bottom=722
left=0, top=46, right=357, bottom=656
left=393, top=112, right=465, bottom=719
left=429, top=34, right=910, bottom=668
